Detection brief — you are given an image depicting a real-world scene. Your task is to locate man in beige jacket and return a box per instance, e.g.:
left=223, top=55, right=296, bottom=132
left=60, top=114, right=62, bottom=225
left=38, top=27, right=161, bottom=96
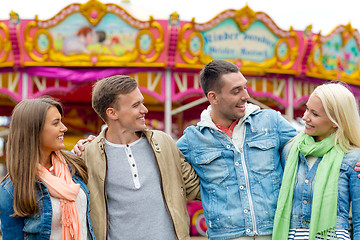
left=74, top=75, right=200, bottom=240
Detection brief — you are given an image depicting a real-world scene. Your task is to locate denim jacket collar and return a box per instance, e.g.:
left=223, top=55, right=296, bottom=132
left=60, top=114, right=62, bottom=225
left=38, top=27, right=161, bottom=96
left=197, top=103, right=260, bottom=129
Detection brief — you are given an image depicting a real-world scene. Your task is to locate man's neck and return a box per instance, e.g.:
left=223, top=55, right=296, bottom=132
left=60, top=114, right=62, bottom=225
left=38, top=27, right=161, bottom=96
left=105, top=126, right=142, bottom=145
left=210, top=111, right=234, bottom=128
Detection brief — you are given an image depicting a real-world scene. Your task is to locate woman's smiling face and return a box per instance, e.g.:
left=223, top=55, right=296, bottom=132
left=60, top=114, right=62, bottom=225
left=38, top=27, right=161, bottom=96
left=302, top=94, right=337, bottom=142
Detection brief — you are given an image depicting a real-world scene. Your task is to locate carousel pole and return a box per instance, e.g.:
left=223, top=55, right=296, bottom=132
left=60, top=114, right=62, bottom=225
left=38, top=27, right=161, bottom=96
left=164, top=69, right=172, bottom=135
left=285, top=77, right=294, bottom=121
left=21, top=72, right=29, bottom=100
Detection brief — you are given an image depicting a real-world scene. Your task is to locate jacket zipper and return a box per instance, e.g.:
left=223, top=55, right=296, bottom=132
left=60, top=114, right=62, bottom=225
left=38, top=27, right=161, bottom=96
left=239, top=147, right=258, bottom=235
left=222, top=129, right=258, bottom=236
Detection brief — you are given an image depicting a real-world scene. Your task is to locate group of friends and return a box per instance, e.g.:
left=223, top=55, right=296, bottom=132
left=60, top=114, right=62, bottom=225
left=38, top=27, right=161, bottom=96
left=1, top=59, right=360, bottom=240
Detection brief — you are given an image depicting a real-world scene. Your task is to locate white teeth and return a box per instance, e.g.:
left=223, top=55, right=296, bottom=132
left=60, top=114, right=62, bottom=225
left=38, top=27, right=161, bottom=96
left=57, top=136, right=63, bottom=140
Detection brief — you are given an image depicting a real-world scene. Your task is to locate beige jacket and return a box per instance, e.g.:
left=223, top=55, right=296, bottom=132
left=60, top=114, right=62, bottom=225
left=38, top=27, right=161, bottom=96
left=82, top=128, right=201, bottom=240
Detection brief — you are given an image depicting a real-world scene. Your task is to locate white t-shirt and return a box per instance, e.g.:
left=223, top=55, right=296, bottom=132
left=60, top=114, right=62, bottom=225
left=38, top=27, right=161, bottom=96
left=49, top=186, right=90, bottom=240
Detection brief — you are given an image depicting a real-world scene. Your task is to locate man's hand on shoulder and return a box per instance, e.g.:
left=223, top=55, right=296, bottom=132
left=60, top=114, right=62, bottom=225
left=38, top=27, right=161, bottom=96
left=71, top=135, right=96, bottom=156
left=355, top=162, right=360, bottom=178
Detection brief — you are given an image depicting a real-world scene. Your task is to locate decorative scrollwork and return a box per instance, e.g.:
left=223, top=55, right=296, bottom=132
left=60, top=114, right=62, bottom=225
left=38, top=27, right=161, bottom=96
left=0, top=22, right=12, bottom=65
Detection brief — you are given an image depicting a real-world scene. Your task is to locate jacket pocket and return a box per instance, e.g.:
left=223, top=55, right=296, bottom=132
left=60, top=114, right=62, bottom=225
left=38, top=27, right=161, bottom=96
left=194, top=151, right=229, bottom=185
left=246, top=138, right=277, bottom=176
left=23, top=214, right=42, bottom=233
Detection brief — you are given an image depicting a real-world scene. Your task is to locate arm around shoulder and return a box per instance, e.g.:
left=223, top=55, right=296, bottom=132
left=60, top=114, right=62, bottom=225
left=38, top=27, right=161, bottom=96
left=159, top=131, right=201, bottom=201
left=179, top=149, right=201, bottom=201
left=176, top=129, right=201, bottom=200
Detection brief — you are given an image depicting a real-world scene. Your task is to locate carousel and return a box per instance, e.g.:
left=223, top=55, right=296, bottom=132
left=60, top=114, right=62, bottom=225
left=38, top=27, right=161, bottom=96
left=0, top=0, right=359, bottom=236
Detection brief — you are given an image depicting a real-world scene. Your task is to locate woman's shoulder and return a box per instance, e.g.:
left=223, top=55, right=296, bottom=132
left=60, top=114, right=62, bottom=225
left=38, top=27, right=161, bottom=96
left=0, top=177, right=15, bottom=210
left=341, top=147, right=360, bottom=169
left=0, top=176, right=13, bottom=192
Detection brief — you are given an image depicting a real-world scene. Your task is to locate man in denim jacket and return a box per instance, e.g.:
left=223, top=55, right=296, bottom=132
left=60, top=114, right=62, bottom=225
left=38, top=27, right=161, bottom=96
left=177, top=60, right=297, bottom=240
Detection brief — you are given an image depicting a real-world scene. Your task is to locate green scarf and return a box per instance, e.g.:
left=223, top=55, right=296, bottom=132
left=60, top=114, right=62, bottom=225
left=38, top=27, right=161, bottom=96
left=272, top=133, right=345, bottom=240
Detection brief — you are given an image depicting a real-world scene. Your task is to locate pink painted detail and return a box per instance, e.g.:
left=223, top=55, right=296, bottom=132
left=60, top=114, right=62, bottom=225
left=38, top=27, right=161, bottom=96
left=172, top=84, right=289, bottom=107
left=0, top=89, right=22, bottom=102
left=194, top=10, right=235, bottom=31
left=293, top=95, right=310, bottom=108
left=247, top=88, right=288, bottom=107
left=167, top=26, right=179, bottom=68
left=91, top=56, right=98, bottom=65
left=9, top=25, right=21, bottom=67
left=241, top=16, right=249, bottom=25
left=173, top=88, right=204, bottom=102
left=31, top=85, right=77, bottom=99
left=139, top=86, right=165, bottom=102
left=90, top=10, right=98, bottom=19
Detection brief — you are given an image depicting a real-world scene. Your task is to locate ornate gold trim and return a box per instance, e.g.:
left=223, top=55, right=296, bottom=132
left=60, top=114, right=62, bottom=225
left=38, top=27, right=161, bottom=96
left=137, top=30, right=154, bottom=55
left=306, top=24, right=360, bottom=84
left=23, top=0, right=165, bottom=66
left=34, top=29, right=52, bottom=55
left=0, top=22, right=11, bottom=64
left=187, top=32, right=204, bottom=56
left=80, top=0, right=107, bottom=26
left=177, top=22, right=212, bottom=65
left=138, top=20, right=164, bottom=63
left=177, top=6, right=299, bottom=71
left=24, top=21, right=49, bottom=62
left=234, top=5, right=257, bottom=32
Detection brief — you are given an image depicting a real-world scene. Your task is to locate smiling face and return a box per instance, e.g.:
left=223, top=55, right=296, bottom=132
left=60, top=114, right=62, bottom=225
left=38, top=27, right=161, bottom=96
left=302, top=94, right=337, bottom=142
left=112, top=88, right=149, bottom=133
left=209, top=72, right=250, bottom=127
left=40, top=106, right=68, bottom=159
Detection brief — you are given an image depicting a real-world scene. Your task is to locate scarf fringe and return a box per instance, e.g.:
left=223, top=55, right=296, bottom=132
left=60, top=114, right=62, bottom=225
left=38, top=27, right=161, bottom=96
left=37, top=151, right=81, bottom=240
left=316, top=227, right=338, bottom=240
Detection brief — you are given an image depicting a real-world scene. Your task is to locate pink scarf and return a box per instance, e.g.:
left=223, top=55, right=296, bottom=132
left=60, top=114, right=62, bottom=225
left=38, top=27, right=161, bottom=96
left=37, top=151, right=81, bottom=240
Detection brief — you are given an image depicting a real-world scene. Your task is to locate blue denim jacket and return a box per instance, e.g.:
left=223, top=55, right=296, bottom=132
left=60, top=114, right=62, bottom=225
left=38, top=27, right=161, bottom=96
left=281, top=143, right=360, bottom=239
left=0, top=173, right=96, bottom=240
left=177, top=107, right=296, bottom=240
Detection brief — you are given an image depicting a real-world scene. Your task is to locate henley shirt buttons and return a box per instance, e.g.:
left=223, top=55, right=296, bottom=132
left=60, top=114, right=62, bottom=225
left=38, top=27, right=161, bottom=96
left=303, top=200, right=308, bottom=204
left=302, top=221, right=308, bottom=225
left=239, top=186, right=244, bottom=190
left=132, top=164, right=135, bottom=167
left=305, top=179, right=309, bottom=184
left=129, top=154, right=132, bottom=157
left=235, top=162, right=240, bottom=166
left=244, top=209, right=248, bottom=213
left=226, top=145, right=231, bottom=149
left=246, top=229, right=251, bottom=233
left=134, top=174, right=137, bottom=177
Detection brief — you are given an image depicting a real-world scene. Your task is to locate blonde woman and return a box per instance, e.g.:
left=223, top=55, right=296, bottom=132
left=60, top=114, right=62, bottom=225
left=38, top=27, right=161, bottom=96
left=273, top=83, right=360, bottom=240
left=0, top=98, right=95, bottom=240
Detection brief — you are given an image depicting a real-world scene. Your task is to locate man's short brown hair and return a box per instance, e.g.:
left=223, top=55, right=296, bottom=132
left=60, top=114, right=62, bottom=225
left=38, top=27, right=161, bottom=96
left=92, top=75, right=138, bottom=122
left=200, top=60, right=239, bottom=97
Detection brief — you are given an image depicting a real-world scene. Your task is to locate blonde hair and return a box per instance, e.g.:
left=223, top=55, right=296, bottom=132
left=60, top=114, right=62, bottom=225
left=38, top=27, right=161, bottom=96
left=312, top=82, right=360, bottom=151
left=5, top=98, right=88, bottom=217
